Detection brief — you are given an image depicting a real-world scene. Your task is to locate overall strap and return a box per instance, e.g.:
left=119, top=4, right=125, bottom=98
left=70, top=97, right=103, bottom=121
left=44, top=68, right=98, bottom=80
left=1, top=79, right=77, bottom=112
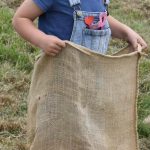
left=69, top=0, right=110, bottom=7
left=68, top=0, right=81, bottom=7
left=104, top=0, right=110, bottom=15
left=104, top=0, right=110, bottom=5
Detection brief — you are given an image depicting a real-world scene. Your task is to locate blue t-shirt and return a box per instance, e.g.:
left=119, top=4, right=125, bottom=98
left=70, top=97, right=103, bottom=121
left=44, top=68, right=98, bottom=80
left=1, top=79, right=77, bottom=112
left=33, top=0, right=106, bottom=40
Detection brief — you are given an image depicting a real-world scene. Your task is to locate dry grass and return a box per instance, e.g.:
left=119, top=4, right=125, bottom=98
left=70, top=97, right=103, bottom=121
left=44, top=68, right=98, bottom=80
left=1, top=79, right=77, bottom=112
left=0, top=95, right=14, bottom=107
left=139, top=137, right=150, bottom=150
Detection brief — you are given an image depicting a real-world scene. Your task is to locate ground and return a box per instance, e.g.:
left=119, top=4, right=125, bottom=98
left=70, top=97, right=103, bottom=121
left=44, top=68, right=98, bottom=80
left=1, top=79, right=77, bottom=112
left=0, top=0, right=150, bottom=150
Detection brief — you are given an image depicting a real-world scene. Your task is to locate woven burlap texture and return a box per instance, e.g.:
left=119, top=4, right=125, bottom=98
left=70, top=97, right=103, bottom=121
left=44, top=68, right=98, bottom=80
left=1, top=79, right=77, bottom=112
left=27, top=41, right=142, bottom=150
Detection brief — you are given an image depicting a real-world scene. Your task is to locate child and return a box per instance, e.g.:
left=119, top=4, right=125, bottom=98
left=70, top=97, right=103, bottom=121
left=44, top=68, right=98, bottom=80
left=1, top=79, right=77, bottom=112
left=13, top=0, right=147, bottom=56
left=13, top=0, right=147, bottom=149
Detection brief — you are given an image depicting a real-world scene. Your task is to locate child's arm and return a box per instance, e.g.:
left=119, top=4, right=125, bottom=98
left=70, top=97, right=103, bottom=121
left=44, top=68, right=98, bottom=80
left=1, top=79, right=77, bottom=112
left=12, top=0, right=66, bottom=56
left=108, top=15, right=147, bottom=50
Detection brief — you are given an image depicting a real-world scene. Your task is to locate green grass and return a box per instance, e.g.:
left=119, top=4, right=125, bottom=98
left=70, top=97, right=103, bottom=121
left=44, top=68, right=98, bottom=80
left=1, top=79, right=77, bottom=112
left=0, top=0, right=150, bottom=149
left=0, top=8, right=38, bottom=73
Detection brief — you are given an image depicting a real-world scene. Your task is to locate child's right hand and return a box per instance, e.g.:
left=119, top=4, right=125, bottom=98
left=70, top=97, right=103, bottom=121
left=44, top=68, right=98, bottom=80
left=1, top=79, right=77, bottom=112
left=13, top=0, right=66, bottom=57
left=40, top=35, right=66, bottom=56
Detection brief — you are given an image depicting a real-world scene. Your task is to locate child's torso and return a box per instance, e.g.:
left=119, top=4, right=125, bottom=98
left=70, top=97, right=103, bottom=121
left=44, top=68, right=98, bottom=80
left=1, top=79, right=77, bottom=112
left=35, top=0, right=106, bottom=40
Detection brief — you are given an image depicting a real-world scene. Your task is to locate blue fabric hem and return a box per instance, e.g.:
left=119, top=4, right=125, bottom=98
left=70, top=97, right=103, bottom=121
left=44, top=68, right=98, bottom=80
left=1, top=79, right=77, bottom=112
left=33, top=0, right=48, bottom=12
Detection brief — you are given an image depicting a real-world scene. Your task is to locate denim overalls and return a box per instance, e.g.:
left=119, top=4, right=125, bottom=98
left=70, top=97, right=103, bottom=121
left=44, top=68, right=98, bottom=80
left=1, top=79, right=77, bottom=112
left=69, top=0, right=111, bottom=54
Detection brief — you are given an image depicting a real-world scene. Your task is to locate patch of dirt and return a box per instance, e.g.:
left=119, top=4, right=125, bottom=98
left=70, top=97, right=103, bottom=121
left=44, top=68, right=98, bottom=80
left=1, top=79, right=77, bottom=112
left=139, top=138, right=150, bottom=150
left=0, top=95, right=14, bottom=106
left=0, top=0, right=22, bottom=9
left=0, top=120, right=22, bottom=133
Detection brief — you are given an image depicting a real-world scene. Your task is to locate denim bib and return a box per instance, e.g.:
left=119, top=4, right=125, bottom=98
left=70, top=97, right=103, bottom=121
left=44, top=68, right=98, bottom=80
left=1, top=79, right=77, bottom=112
left=69, top=0, right=111, bottom=54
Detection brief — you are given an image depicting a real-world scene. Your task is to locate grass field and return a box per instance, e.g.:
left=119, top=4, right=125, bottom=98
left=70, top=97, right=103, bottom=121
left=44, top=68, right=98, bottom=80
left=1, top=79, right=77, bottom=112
left=0, top=0, right=150, bottom=149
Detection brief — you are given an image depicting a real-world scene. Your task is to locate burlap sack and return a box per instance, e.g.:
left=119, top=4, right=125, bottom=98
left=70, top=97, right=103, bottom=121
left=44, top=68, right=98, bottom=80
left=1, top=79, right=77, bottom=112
left=27, top=41, right=143, bottom=150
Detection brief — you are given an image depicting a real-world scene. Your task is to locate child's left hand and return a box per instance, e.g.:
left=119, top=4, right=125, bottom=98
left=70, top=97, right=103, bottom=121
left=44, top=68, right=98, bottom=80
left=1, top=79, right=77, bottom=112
left=108, top=16, right=148, bottom=51
left=125, top=28, right=147, bottom=51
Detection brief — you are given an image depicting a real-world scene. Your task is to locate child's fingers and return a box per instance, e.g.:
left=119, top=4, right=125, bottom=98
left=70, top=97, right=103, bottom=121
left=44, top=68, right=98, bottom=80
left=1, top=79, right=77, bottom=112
left=137, top=38, right=148, bottom=50
left=128, top=38, right=138, bottom=51
left=55, top=39, right=66, bottom=48
left=44, top=48, right=59, bottom=56
left=52, top=44, right=62, bottom=51
left=51, top=49, right=60, bottom=54
left=49, top=53, right=56, bottom=56
left=47, top=35, right=66, bottom=48
left=44, top=51, right=56, bottom=56
left=49, top=51, right=58, bottom=56
left=129, top=37, right=147, bottom=51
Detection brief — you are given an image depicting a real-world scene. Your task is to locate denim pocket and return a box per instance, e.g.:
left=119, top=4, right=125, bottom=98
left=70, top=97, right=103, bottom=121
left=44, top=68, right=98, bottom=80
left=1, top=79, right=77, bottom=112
left=82, top=27, right=111, bottom=54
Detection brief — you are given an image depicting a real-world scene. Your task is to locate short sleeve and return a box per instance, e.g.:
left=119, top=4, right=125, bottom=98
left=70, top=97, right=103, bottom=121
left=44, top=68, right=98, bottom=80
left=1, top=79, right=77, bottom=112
left=33, top=0, right=54, bottom=12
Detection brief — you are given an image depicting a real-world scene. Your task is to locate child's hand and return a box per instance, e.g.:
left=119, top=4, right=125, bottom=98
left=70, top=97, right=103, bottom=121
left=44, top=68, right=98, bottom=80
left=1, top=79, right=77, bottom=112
left=12, top=0, right=66, bottom=57
left=40, top=35, right=66, bottom=56
left=125, top=29, right=147, bottom=51
left=108, top=16, right=148, bottom=51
